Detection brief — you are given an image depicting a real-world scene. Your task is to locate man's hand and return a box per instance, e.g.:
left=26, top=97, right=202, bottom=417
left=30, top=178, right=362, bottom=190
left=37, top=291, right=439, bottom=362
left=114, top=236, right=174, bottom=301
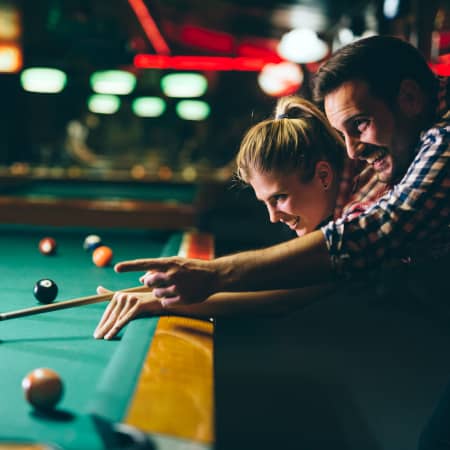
left=114, top=257, right=219, bottom=307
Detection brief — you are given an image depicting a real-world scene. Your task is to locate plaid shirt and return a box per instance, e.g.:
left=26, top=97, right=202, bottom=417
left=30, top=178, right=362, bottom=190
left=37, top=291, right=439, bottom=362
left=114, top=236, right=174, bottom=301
left=333, top=160, right=388, bottom=221
left=321, top=77, right=450, bottom=278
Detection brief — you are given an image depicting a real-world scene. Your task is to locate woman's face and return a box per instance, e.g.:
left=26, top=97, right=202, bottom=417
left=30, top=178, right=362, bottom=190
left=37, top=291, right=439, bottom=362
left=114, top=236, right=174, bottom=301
left=249, top=166, right=333, bottom=237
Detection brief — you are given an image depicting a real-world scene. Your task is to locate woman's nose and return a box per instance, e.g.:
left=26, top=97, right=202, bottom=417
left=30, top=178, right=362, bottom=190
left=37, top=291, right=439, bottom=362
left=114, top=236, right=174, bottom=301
left=267, top=205, right=280, bottom=223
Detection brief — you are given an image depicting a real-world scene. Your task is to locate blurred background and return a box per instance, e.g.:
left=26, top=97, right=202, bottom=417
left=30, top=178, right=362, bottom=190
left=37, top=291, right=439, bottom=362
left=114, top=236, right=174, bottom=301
left=0, top=0, right=449, bottom=248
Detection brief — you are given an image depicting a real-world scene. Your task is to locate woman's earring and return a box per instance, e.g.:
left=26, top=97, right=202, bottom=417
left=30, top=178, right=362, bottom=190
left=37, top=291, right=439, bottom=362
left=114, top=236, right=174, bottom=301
left=323, top=183, right=328, bottom=190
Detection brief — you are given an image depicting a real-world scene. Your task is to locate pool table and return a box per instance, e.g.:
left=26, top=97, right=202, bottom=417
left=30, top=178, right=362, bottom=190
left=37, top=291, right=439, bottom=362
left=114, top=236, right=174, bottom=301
left=0, top=224, right=214, bottom=450
left=0, top=178, right=202, bottom=230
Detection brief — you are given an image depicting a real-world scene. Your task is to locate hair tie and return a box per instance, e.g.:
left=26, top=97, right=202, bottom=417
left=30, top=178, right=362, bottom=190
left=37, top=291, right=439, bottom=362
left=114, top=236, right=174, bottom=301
left=276, top=112, right=289, bottom=119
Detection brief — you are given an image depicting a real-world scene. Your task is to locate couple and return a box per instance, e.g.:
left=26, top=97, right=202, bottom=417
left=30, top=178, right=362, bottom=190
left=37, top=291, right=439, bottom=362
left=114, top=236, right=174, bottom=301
left=94, top=35, right=449, bottom=334
left=95, top=35, right=449, bottom=447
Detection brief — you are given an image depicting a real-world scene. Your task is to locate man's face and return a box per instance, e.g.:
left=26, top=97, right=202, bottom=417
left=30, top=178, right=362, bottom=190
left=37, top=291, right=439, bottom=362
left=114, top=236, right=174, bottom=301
left=324, top=79, right=416, bottom=183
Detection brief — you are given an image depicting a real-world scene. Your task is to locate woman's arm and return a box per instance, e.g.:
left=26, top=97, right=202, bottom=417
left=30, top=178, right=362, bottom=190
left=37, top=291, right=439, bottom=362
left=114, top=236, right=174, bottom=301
left=93, top=282, right=336, bottom=340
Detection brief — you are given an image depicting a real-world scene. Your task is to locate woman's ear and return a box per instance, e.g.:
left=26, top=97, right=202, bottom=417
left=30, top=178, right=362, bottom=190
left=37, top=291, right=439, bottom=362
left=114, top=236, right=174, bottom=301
left=315, top=161, right=334, bottom=191
left=397, top=79, right=426, bottom=117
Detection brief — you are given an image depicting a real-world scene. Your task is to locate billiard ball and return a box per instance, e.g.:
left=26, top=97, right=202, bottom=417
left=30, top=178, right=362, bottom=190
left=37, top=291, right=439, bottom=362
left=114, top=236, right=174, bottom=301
left=22, top=368, right=64, bottom=411
left=38, top=237, right=57, bottom=255
left=92, top=245, right=113, bottom=267
left=83, top=234, right=102, bottom=251
left=33, top=279, right=58, bottom=303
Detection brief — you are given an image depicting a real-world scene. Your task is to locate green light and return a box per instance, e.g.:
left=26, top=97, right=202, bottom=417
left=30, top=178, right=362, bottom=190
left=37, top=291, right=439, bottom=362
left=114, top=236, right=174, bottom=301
left=20, top=67, right=67, bottom=93
left=132, top=97, right=166, bottom=117
left=90, top=70, right=136, bottom=95
left=87, top=94, right=120, bottom=114
left=161, top=73, right=207, bottom=98
left=176, top=100, right=210, bottom=121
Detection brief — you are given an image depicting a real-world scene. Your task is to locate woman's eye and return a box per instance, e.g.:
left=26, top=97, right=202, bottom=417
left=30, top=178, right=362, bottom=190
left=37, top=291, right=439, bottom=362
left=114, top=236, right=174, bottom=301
left=274, top=194, right=287, bottom=203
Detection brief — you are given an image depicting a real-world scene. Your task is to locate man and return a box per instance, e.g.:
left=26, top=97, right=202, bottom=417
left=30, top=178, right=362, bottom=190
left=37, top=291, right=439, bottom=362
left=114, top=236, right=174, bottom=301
left=113, top=36, right=449, bottom=307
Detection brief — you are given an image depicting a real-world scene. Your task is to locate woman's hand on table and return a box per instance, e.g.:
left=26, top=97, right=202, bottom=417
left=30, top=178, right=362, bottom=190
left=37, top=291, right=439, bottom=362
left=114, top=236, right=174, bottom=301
left=93, top=286, right=163, bottom=340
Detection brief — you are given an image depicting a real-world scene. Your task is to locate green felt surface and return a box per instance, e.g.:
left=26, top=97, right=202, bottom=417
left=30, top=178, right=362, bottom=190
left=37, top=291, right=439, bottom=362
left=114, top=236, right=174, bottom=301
left=0, top=225, right=182, bottom=450
left=1, top=179, right=197, bottom=204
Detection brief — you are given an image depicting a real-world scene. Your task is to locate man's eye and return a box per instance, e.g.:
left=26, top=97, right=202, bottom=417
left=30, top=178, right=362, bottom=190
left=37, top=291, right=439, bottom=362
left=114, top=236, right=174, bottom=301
left=353, top=118, right=369, bottom=133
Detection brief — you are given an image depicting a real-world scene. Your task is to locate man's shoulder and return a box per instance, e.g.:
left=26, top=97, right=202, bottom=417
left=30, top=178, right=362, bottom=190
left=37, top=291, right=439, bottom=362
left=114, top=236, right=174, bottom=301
left=418, top=112, right=450, bottom=155
left=433, top=108, right=450, bottom=127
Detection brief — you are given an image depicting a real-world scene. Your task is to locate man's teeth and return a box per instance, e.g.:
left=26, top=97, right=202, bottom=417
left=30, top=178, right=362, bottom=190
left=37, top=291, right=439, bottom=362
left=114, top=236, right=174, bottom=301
left=367, top=149, right=387, bottom=164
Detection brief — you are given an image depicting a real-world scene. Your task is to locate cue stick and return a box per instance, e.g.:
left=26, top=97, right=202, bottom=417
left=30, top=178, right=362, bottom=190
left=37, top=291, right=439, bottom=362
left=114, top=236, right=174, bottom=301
left=0, top=286, right=152, bottom=321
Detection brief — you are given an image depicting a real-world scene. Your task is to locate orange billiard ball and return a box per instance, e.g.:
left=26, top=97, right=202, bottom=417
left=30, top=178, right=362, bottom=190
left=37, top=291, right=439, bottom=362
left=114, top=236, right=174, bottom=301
left=22, top=368, right=64, bottom=410
left=92, top=245, right=113, bottom=267
left=38, top=237, right=57, bottom=255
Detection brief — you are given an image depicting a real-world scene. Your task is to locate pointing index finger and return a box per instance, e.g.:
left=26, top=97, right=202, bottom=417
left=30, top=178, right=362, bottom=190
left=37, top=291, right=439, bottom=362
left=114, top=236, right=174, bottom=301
left=114, top=258, right=174, bottom=273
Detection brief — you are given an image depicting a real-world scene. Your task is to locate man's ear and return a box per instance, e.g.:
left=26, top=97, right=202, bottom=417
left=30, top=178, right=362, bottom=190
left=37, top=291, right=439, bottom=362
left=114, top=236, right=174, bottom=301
left=315, top=160, right=334, bottom=190
left=397, top=79, right=426, bottom=117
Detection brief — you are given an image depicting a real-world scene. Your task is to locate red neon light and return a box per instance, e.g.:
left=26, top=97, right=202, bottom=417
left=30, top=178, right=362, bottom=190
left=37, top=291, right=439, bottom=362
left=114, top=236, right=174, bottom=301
left=134, top=54, right=273, bottom=71
left=127, top=0, right=170, bottom=55
left=430, top=62, right=450, bottom=76
left=435, top=31, right=450, bottom=50
left=237, top=42, right=282, bottom=63
left=181, top=25, right=235, bottom=53
left=438, top=53, right=450, bottom=64
left=172, top=56, right=235, bottom=71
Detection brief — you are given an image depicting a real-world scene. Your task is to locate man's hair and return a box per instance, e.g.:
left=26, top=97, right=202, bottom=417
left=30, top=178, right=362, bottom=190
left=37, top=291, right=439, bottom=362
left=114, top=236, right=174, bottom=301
left=236, top=96, right=345, bottom=184
left=312, top=35, right=438, bottom=109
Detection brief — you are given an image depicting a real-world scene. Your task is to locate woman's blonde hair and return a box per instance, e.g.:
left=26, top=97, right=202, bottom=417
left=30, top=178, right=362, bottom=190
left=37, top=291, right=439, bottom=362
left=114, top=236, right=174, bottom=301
left=236, top=96, right=345, bottom=184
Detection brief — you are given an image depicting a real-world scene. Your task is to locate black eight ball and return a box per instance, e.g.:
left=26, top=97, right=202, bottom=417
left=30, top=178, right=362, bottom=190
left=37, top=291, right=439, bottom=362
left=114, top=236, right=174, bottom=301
left=33, top=279, right=58, bottom=304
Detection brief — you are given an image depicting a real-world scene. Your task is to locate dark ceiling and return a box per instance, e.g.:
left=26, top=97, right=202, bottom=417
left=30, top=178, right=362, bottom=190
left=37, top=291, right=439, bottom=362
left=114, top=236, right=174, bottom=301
left=1, top=0, right=444, bottom=174
left=21, top=0, right=375, bottom=69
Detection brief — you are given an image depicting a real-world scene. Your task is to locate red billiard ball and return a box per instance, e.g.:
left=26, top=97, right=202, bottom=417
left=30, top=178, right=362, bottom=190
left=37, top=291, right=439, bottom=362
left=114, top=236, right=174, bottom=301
left=33, top=279, right=58, bottom=304
left=38, top=237, right=57, bottom=255
left=92, top=245, right=113, bottom=267
left=22, top=368, right=64, bottom=411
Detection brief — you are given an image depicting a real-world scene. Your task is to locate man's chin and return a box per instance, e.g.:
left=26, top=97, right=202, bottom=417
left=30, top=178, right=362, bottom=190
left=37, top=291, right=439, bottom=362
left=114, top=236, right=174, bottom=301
left=376, top=171, right=393, bottom=183
left=375, top=164, right=395, bottom=183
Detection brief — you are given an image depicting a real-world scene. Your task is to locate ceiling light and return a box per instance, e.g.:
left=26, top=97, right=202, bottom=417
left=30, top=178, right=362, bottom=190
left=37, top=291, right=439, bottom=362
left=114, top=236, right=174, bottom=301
left=21, top=67, right=67, bottom=93
left=0, top=4, right=21, bottom=40
left=176, top=100, right=210, bottom=121
left=383, top=0, right=401, bottom=19
left=258, top=62, right=303, bottom=97
left=277, top=28, right=328, bottom=64
left=87, top=94, right=121, bottom=114
left=132, top=97, right=166, bottom=117
left=338, top=28, right=355, bottom=46
left=161, top=73, right=207, bottom=98
left=272, top=6, right=328, bottom=32
left=90, top=70, right=136, bottom=95
left=0, top=43, right=22, bottom=73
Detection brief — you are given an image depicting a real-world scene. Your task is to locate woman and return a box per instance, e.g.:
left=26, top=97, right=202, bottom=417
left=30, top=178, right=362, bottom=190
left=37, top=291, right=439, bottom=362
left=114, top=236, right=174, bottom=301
left=94, top=96, right=385, bottom=340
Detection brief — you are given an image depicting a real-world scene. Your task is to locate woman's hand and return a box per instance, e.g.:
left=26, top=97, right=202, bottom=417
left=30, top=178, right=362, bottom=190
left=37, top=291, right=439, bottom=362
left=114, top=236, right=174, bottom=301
left=93, top=286, right=163, bottom=340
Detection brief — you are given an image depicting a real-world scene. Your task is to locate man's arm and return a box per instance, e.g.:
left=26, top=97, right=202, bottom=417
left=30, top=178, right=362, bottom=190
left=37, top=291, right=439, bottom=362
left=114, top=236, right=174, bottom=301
left=115, top=230, right=333, bottom=304
left=212, top=230, right=333, bottom=292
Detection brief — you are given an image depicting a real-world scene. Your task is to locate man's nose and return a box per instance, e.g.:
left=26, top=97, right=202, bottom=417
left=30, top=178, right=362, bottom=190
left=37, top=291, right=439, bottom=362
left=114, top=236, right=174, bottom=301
left=345, top=135, right=361, bottom=160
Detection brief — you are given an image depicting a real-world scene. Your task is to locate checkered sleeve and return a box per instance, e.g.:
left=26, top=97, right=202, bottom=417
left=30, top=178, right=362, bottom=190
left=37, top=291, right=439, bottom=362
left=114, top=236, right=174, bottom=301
left=321, top=121, right=450, bottom=278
